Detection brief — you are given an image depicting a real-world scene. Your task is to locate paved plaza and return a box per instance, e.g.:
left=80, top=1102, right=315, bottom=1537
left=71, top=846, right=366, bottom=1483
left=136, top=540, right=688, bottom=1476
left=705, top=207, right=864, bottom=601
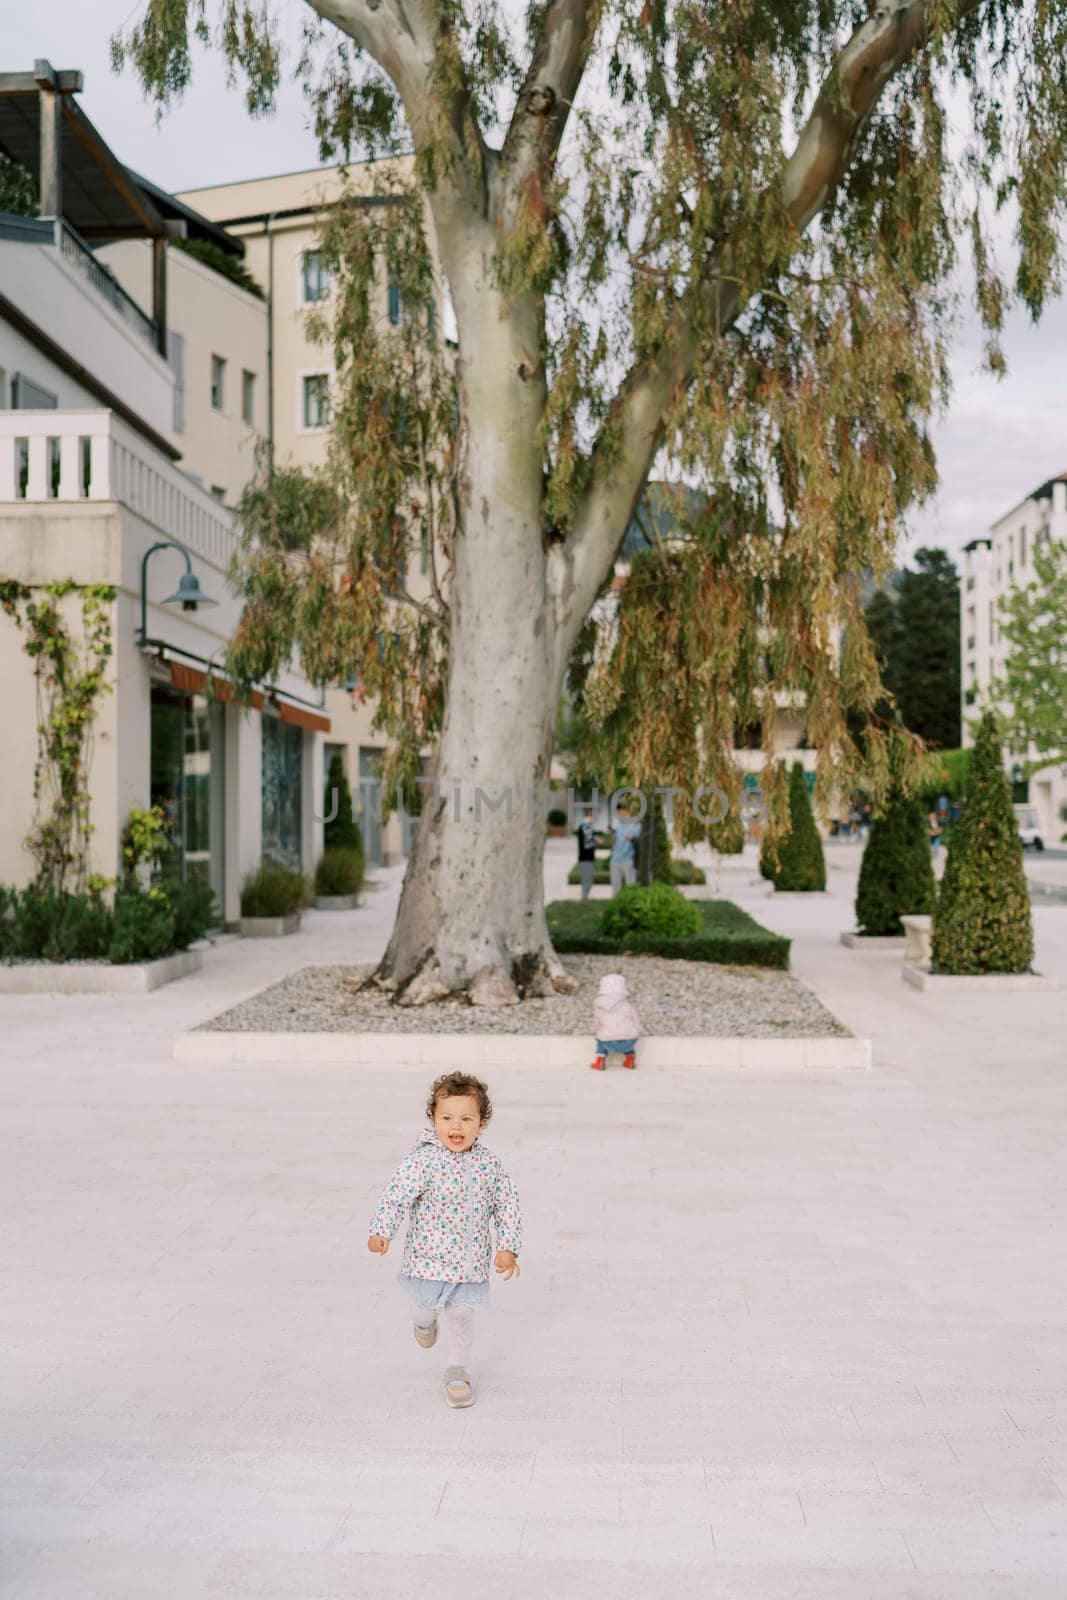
left=2, top=842, right=1067, bottom=1597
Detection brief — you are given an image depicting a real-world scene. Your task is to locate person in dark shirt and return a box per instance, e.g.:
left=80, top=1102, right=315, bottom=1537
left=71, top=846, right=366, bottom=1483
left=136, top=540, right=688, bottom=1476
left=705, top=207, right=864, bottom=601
left=574, top=815, right=598, bottom=900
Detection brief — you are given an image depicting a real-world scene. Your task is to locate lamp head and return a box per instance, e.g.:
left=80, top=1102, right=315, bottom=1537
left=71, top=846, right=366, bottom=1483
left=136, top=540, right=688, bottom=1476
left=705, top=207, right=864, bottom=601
left=163, top=570, right=218, bottom=612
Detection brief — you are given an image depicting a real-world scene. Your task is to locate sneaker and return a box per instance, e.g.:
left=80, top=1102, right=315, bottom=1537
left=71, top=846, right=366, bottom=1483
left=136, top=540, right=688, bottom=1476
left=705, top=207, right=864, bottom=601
left=444, top=1365, right=474, bottom=1407
left=623, top=1053, right=636, bottom=1069
left=589, top=1055, right=606, bottom=1071
left=413, top=1317, right=437, bottom=1349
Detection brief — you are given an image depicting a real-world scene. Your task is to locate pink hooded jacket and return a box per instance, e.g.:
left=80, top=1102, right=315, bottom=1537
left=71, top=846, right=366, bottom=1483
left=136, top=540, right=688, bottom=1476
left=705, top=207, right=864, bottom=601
left=594, top=972, right=641, bottom=1042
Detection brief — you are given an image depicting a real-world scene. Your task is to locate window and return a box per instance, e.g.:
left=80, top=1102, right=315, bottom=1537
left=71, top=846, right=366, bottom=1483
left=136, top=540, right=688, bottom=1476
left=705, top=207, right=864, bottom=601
left=302, top=373, right=331, bottom=429
left=241, top=369, right=255, bottom=425
left=387, top=280, right=402, bottom=325
left=1020, top=526, right=1027, bottom=566
left=301, top=249, right=329, bottom=303
left=210, top=354, right=226, bottom=411
left=210, top=485, right=226, bottom=503
left=262, top=717, right=304, bottom=872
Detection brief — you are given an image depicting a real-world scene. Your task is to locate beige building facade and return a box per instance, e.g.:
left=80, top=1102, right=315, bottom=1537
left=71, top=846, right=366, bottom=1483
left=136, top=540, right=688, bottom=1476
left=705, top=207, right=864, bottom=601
left=961, top=473, right=1067, bottom=847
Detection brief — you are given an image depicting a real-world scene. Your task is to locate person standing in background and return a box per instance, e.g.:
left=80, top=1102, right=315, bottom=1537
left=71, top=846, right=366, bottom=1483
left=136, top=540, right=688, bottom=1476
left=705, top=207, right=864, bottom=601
left=574, top=812, right=598, bottom=901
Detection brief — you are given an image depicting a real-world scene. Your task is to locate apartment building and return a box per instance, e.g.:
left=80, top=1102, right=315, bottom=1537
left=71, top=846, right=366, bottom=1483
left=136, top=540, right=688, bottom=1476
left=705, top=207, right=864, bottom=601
left=0, top=63, right=326, bottom=918
left=961, top=472, right=1067, bottom=843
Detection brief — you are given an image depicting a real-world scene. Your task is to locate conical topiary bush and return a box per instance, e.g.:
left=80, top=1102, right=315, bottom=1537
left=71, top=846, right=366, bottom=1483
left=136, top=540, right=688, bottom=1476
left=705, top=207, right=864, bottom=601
left=854, top=786, right=936, bottom=935
left=931, top=713, right=1033, bottom=974
left=323, top=751, right=364, bottom=857
left=773, top=763, right=826, bottom=891
left=708, top=807, right=745, bottom=855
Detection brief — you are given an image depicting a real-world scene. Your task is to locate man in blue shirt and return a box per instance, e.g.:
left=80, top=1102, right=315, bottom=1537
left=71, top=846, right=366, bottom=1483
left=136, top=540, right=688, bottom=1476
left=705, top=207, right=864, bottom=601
left=609, top=802, right=641, bottom=895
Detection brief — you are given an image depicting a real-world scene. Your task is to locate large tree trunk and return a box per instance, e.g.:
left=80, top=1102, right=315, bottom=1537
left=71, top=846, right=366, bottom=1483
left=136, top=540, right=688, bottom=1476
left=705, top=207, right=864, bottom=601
left=371, top=254, right=582, bottom=1006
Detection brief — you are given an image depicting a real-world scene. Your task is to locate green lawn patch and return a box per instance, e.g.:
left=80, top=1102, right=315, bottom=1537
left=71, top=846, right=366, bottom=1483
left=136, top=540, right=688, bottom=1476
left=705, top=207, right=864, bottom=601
left=546, top=897, right=790, bottom=969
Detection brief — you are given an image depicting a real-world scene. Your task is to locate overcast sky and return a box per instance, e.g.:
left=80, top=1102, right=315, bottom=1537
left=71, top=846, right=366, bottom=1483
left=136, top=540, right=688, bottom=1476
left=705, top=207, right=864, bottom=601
left=7, top=5, right=1067, bottom=566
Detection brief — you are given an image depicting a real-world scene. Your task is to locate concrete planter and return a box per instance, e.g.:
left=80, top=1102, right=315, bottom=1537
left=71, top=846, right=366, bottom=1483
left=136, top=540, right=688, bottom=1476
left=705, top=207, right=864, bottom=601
left=767, top=888, right=828, bottom=897
left=175, top=1029, right=871, bottom=1070
left=840, top=931, right=905, bottom=950
left=903, top=965, right=1060, bottom=993
left=240, top=914, right=301, bottom=938
left=314, top=894, right=358, bottom=911
left=0, top=949, right=202, bottom=994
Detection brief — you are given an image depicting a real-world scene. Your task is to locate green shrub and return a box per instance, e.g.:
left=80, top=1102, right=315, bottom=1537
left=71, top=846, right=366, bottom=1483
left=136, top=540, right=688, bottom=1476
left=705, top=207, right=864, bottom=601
left=772, top=764, right=826, bottom=891
left=708, top=808, right=745, bottom=854
left=0, top=885, right=112, bottom=961
left=241, top=859, right=308, bottom=918
left=567, top=858, right=705, bottom=886
left=758, top=833, right=776, bottom=879
left=854, top=787, right=936, bottom=935
left=323, top=753, right=364, bottom=856
left=547, top=896, right=790, bottom=968
left=599, top=882, right=701, bottom=940
left=108, top=886, right=175, bottom=964
left=165, top=879, right=219, bottom=949
left=315, top=846, right=364, bottom=897
left=931, top=713, right=1033, bottom=974
left=547, top=808, right=568, bottom=827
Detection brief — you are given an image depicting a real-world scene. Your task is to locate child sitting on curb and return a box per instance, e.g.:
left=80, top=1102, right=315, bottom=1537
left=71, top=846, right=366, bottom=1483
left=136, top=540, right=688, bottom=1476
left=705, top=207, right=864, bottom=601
left=367, top=1070, right=522, bottom=1409
left=590, top=971, right=641, bottom=1071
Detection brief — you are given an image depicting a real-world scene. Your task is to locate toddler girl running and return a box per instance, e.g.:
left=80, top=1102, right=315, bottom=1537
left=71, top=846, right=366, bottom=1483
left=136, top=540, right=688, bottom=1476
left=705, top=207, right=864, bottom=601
left=367, top=1070, right=522, bottom=1408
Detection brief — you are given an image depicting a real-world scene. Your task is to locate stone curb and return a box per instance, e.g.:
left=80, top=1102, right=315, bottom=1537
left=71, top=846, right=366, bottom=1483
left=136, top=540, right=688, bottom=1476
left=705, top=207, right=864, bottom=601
left=0, top=949, right=203, bottom=994
left=173, top=1030, right=870, bottom=1070
left=902, top=964, right=1061, bottom=993
left=239, top=914, right=302, bottom=937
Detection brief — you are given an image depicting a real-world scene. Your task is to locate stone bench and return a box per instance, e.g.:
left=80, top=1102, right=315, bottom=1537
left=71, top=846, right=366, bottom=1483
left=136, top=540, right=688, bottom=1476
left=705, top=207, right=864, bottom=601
left=900, top=914, right=932, bottom=971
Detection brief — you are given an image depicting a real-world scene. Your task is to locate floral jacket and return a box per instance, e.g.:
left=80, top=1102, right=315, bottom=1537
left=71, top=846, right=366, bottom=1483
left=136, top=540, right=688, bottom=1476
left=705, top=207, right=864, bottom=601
left=368, top=1124, right=524, bottom=1283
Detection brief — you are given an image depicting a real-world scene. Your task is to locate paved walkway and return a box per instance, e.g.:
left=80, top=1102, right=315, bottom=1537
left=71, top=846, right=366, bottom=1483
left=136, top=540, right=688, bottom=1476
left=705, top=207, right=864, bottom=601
left=2, top=844, right=1067, bottom=1597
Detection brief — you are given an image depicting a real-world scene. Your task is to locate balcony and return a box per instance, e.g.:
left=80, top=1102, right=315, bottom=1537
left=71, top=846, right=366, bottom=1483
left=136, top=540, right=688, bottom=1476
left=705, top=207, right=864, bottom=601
left=0, top=409, right=234, bottom=570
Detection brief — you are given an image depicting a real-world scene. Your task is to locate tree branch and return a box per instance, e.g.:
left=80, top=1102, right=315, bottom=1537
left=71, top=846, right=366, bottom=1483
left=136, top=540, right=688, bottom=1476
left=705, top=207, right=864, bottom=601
left=561, top=0, right=987, bottom=637
left=499, top=0, right=601, bottom=192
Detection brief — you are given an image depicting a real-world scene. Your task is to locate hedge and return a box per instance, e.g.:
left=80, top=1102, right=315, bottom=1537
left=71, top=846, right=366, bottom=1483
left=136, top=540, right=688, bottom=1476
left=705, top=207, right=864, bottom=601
left=546, top=897, right=790, bottom=968
left=567, top=857, right=706, bottom=886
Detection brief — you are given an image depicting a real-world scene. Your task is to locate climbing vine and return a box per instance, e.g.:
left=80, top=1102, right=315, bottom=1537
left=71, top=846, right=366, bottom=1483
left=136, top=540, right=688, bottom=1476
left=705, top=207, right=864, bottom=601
left=0, top=580, right=116, bottom=893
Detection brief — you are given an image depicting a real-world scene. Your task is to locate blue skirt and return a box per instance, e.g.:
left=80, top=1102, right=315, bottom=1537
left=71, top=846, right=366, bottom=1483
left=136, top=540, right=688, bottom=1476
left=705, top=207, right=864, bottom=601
left=396, top=1272, right=490, bottom=1310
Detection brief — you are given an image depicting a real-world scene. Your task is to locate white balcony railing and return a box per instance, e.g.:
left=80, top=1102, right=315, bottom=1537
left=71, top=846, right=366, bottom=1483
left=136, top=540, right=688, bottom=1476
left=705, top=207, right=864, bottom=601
left=0, top=410, right=234, bottom=571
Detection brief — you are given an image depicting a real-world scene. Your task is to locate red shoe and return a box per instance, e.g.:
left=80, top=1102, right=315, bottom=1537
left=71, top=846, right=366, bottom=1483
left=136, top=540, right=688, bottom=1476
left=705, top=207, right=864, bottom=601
left=589, top=1055, right=606, bottom=1071
left=623, top=1053, right=636, bottom=1069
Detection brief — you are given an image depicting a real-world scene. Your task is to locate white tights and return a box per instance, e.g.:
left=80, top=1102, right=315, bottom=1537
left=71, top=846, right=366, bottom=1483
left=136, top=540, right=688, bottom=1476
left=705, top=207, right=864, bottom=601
left=415, top=1302, right=475, bottom=1370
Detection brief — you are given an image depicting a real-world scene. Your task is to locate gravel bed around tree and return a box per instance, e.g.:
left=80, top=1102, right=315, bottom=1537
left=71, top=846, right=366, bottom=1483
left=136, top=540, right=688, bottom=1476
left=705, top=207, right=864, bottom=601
left=199, top=954, right=851, bottom=1037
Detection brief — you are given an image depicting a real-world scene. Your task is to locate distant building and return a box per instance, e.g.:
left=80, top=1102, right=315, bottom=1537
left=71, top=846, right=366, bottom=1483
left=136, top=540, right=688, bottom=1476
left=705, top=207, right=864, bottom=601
left=961, top=473, right=1067, bottom=844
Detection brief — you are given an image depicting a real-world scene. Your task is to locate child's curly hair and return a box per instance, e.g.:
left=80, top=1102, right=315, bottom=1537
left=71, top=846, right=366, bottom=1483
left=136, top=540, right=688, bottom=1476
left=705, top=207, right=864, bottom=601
left=426, top=1070, right=493, bottom=1126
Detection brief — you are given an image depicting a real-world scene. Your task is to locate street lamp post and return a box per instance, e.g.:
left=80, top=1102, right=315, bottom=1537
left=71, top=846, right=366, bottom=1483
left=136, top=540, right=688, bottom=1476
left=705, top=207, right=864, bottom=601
left=136, top=540, right=218, bottom=646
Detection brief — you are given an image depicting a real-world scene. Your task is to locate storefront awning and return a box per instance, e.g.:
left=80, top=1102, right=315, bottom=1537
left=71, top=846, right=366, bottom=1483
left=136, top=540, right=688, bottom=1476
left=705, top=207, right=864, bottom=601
left=166, top=658, right=330, bottom=732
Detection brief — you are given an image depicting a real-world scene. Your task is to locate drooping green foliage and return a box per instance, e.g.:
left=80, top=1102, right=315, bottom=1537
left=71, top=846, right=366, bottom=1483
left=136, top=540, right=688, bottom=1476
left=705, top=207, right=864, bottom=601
left=931, top=712, right=1034, bottom=974
left=772, top=763, right=826, bottom=892
left=225, top=180, right=452, bottom=812
left=864, top=547, right=961, bottom=749
left=855, top=785, right=937, bottom=935
left=114, top=0, right=1067, bottom=851
left=991, top=536, right=1067, bottom=775
left=708, top=806, right=745, bottom=856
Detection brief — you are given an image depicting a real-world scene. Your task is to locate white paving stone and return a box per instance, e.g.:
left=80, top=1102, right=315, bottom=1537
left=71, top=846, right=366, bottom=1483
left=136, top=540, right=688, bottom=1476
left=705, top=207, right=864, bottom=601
left=1, top=840, right=1066, bottom=1593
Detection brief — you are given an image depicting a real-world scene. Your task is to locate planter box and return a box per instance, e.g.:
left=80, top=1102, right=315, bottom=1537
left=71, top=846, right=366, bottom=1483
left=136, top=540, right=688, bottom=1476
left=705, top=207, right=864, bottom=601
left=840, top=931, right=905, bottom=950
left=240, top=914, right=301, bottom=938
left=0, top=949, right=202, bottom=994
left=767, top=888, right=828, bottom=897
left=903, top=965, right=1060, bottom=994
left=314, top=895, right=358, bottom=911
left=175, top=1028, right=871, bottom=1070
